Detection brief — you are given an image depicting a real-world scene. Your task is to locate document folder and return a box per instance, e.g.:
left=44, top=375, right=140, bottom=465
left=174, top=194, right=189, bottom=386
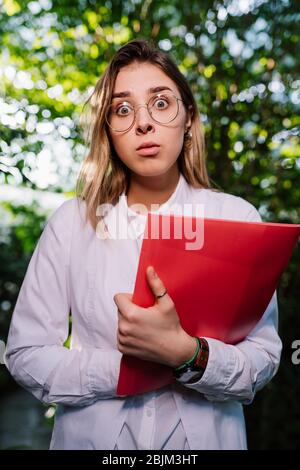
left=117, top=214, right=300, bottom=396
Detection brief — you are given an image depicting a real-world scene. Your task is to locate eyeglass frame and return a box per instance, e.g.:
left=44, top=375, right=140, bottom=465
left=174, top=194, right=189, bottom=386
left=105, top=91, right=185, bottom=133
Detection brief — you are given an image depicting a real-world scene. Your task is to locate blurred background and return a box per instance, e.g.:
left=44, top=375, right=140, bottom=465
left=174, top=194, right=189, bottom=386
left=0, top=0, right=299, bottom=450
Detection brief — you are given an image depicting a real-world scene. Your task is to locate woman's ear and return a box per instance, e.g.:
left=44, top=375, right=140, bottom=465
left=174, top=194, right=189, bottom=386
left=185, top=105, right=193, bottom=129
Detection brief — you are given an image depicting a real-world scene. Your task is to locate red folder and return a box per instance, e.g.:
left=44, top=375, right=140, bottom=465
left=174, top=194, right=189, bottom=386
left=117, top=214, right=300, bottom=396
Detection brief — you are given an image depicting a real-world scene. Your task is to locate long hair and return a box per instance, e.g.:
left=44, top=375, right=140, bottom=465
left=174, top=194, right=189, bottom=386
left=76, top=38, right=213, bottom=231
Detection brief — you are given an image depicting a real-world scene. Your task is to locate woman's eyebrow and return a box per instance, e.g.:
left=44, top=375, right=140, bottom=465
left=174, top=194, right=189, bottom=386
left=112, top=85, right=173, bottom=99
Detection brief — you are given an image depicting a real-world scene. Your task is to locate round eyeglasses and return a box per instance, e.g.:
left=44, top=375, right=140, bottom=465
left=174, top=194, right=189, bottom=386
left=105, top=91, right=184, bottom=132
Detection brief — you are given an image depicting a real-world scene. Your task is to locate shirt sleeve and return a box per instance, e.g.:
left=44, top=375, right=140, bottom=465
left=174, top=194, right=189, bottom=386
left=183, top=204, right=283, bottom=404
left=4, top=200, right=122, bottom=407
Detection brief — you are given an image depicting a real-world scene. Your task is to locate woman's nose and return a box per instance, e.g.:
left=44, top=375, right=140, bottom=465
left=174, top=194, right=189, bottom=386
left=135, top=105, right=154, bottom=133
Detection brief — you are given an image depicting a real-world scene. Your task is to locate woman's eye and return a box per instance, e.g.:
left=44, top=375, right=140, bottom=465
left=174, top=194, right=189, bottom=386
left=154, top=98, right=168, bottom=109
left=116, top=105, right=132, bottom=116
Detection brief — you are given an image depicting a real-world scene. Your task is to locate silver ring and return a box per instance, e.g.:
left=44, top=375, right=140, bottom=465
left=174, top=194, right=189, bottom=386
left=156, top=289, right=167, bottom=299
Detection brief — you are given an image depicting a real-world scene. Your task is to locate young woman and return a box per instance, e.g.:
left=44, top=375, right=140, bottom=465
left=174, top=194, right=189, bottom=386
left=5, top=38, right=282, bottom=450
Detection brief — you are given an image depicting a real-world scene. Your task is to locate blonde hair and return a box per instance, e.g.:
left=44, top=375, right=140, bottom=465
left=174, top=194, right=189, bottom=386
left=76, top=38, right=213, bottom=231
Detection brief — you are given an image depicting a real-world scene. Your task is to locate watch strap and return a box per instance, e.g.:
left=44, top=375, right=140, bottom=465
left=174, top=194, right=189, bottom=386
left=173, top=337, right=209, bottom=383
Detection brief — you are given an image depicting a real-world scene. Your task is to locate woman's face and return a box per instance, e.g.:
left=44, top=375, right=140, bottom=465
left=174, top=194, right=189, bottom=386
left=107, top=61, right=192, bottom=179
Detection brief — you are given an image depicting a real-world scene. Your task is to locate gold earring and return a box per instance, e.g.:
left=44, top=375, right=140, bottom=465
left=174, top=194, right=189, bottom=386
left=184, top=128, right=192, bottom=139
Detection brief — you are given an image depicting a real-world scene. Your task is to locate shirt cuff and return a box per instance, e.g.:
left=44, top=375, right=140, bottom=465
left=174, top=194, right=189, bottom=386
left=183, top=337, right=236, bottom=394
left=88, top=349, right=122, bottom=398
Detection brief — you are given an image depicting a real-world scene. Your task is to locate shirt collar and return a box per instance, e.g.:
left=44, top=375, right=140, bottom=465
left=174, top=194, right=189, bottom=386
left=101, top=173, right=189, bottom=239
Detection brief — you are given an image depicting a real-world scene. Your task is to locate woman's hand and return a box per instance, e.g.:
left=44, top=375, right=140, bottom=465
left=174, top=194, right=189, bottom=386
left=113, top=266, right=197, bottom=368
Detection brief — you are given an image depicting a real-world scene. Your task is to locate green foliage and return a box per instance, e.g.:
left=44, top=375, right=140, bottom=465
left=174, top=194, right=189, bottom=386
left=0, top=0, right=299, bottom=449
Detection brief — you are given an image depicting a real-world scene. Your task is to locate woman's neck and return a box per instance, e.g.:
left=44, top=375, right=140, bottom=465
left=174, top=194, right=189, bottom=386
left=126, top=168, right=180, bottom=214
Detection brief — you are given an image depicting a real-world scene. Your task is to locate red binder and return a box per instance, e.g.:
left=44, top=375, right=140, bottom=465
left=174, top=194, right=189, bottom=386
left=117, top=214, right=300, bottom=396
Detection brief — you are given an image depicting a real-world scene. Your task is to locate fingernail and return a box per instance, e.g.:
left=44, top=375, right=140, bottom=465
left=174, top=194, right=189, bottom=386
left=151, top=267, right=157, bottom=279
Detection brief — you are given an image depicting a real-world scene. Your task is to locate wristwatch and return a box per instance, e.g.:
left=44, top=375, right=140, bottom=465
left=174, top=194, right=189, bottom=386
left=173, top=337, right=209, bottom=384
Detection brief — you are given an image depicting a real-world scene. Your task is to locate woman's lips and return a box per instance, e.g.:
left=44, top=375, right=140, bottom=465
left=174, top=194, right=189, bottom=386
left=136, top=145, right=161, bottom=156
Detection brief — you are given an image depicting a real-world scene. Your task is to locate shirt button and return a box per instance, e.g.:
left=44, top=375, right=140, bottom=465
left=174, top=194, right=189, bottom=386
left=147, top=409, right=152, bottom=417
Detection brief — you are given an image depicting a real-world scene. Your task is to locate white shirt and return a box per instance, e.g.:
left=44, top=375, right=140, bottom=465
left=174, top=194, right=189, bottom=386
left=4, top=173, right=282, bottom=450
left=115, top=181, right=189, bottom=451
